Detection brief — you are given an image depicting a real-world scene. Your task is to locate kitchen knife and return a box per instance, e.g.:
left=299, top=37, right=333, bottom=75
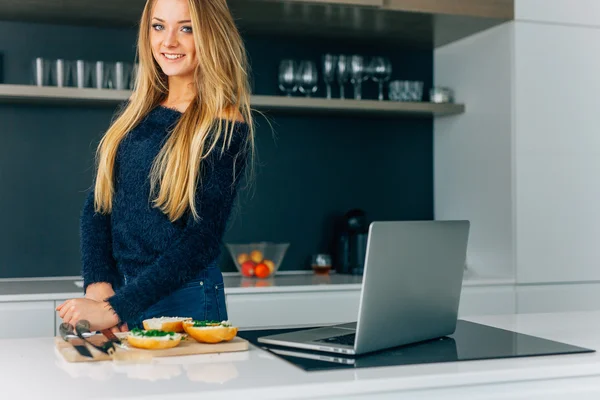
left=59, top=322, right=94, bottom=359
left=75, top=320, right=116, bottom=356
left=100, top=328, right=122, bottom=345
left=77, top=321, right=153, bottom=363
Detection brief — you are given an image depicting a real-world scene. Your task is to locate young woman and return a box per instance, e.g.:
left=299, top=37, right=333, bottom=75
left=57, top=0, right=254, bottom=332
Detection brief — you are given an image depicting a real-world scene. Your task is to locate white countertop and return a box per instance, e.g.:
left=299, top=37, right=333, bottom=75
left=0, top=270, right=513, bottom=302
left=1, top=311, right=598, bottom=400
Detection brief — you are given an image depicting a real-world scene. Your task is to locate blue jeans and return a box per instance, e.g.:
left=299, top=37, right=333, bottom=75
left=126, top=266, right=228, bottom=330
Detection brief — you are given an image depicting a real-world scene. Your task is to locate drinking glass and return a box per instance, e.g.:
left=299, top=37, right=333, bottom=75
left=368, top=57, right=392, bottom=101
left=349, top=55, right=365, bottom=100
left=296, top=60, right=318, bottom=97
left=31, top=57, right=51, bottom=86
left=278, top=59, right=297, bottom=97
left=322, top=54, right=337, bottom=99
left=336, top=55, right=350, bottom=99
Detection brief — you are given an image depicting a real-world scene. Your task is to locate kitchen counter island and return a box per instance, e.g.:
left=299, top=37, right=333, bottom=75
left=1, top=311, right=599, bottom=400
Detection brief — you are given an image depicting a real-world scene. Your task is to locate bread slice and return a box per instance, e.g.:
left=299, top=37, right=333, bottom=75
left=183, top=321, right=238, bottom=344
left=127, top=330, right=183, bottom=350
left=142, top=317, right=192, bottom=333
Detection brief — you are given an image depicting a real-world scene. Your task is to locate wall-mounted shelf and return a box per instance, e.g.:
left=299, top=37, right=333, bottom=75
left=0, top=84, right=465, bottom=117
left=252, top=94, right=464, bottom=117
left=0, top=84, right=130, bottom=105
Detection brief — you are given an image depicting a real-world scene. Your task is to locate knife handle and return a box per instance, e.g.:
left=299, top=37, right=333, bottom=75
left=75, top=320, right=91, bottom=335
left=59, top=322, right=74, bottom=341
left=59, top=322, right=94, bottom=359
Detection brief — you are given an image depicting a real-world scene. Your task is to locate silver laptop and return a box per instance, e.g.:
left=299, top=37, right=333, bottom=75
left=258, top=220, right=470, bottom=356
left=268, top=335, right=458, bottom=366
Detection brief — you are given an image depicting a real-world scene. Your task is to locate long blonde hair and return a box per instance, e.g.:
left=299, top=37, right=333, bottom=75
left=94, top=0, right=254, bottom=222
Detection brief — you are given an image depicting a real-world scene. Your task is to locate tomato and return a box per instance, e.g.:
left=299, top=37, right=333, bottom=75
left=254, top=263, right=270, bottom=279
left=241, top=260, right=255, bottom=277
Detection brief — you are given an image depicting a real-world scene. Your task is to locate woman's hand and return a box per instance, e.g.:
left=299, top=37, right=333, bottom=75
left=82, top=283, right=128, bottom=332
left=56, top=298, right=120, bottom=331
left=85, top=282, right=115, bottom=302
left=79, top=283, right=124, bottom=332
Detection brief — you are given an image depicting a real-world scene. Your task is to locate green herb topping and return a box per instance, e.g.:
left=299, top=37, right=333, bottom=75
left=192, top=320, right=231, bottom=327
left=131, top=328, right=176, bottom=337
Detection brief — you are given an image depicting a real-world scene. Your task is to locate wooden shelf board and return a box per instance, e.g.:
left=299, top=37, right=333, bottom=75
left=251, top=94, right=465, bottom=116
left=0, top=84, right=464, bottom=117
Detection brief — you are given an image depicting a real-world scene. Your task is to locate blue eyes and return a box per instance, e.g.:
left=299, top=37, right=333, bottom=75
left=151, top=23, right=192, bottom=33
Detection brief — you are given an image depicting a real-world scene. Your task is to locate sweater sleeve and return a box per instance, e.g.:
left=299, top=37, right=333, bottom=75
left=106, top=123, right=249, bottom=323
left=80, top=188, right=123, bottom=292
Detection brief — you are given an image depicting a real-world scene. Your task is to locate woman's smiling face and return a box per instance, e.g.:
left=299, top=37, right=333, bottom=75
left=150, top=0, right=197, bottom=80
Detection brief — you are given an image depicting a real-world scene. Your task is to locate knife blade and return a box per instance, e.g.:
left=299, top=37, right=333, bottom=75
left=75, top=320, right=116, bottom=356
left=59, top=322, right=94, bottom=359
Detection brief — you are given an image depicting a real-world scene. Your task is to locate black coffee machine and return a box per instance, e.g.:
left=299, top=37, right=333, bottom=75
left=334, top=209, right=369, bottom=275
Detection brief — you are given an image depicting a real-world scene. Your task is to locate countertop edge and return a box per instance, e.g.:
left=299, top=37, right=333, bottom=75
left=225, top=283, right=363, bottom=294
left=0, top=292, right=84, bottom=302
left=108, top=350, right=600, bottom=400
left=0, top=274, right=516, bottom=303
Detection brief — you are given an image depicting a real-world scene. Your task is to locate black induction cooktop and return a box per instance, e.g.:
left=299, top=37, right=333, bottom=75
left=237, top=320, right=595, bottom=372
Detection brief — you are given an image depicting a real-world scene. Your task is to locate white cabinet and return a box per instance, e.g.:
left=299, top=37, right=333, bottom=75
left=0, top=301, right=55, bottom=339
left=226, top=285, right=516, bottom=329
left=226, top=290, right=361, bottom=329
left=513, top=21, right=600, bottom=284
left=517, top=283, right=600, bottom=314
left=54, top=299, right=68, bottom=336
left=516, top=0, right=600, bottom=27
left=435, top=16, right=600, bottom=305
left=459, top=286, right=515, bottom=317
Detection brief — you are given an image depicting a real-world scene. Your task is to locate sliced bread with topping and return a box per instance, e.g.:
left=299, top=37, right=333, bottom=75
left=126, top=328, right=183, bottom=350
left=183, top=320, right=238, bottom=344
left=142, top=316, right=192, bottom=333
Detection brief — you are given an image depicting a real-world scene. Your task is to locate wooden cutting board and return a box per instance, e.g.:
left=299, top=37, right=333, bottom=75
left=55, top=332, right=249, bottom=363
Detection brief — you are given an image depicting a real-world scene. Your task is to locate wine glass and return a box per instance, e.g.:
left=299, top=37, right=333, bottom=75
left=296, top=60, right=318, bottom=97
left=349, top=55, right=366, bottom=100
left=278, top=59, right=298, bottom=96
left=368, top=57, right=392, bottom=101
left=336, top=55, right=350, bottom=99
left=322, top=54, right=337, bottom=99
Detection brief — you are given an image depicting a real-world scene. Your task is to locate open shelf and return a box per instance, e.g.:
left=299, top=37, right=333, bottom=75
left=0, top=84, right=465, bottom=117
left=253, top=95, right=464, bottom=117
left=0, top=84, right=130, bottom=106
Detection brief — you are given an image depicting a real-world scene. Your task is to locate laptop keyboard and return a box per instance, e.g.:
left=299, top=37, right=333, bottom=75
left=315, top=333, right=356, bottom=346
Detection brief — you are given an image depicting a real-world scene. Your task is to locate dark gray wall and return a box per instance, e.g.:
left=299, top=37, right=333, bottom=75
left=0, top=21, right=432, bottom=278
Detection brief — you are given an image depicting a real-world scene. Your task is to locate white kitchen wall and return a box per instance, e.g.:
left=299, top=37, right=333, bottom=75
left=514, top=21, right=600, bottom=283
left=434, top=23, right=515, bottom=280
left=516, top=0, right=600, bottom=26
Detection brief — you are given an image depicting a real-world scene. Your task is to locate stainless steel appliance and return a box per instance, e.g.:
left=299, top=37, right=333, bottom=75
left=334, top=209, right=368, bottom=275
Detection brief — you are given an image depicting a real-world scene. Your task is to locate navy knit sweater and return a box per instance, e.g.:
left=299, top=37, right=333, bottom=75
left=80, top=105, right=248, bottom=324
